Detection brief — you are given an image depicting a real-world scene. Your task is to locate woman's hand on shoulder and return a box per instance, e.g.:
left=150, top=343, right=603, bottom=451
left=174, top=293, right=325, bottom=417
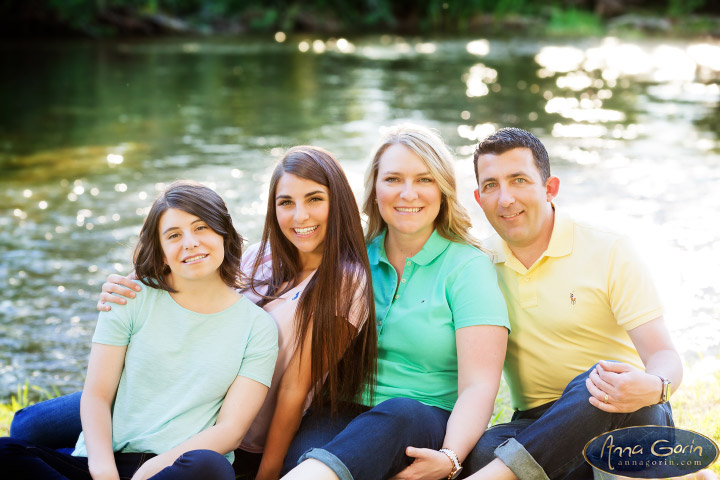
left=96, top=273, right=140, bottom=312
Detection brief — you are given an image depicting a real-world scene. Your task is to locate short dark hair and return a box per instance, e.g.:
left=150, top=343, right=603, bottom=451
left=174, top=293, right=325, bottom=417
left=473, top=128, right=551, bottom=182
left=134, top=180, right=243, bottom=292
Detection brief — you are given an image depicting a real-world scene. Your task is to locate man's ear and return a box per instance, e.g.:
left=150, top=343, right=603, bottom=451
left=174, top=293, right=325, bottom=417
left=545, top=176, right=560, bottom=202
left=473, top=188, right=481, bottom=206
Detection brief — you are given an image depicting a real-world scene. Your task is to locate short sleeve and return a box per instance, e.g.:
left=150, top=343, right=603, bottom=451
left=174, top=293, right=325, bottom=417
left=237, top=310, right=279, bottom=387
left=607, top=236, right=663, bottom=330
left=92, top=280, right=148, bottom=347
left=447, top=253, right=510, bottom=331
left=92, top=301, right=135, bottom=347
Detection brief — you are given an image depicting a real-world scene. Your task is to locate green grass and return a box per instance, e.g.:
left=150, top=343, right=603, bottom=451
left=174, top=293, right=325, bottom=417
left=0, top=380, right=61, bottom=437
left=545, top=7, right=605, bottom=36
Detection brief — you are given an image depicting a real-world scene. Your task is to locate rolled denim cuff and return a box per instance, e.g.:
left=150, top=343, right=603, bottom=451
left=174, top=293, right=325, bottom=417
left=299, top=448, right=354, bottom=480
left=495, top=438, right=550, bottom=480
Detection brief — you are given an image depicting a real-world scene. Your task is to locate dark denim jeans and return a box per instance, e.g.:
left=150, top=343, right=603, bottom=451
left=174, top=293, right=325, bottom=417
left=284, top=397, right=451, bottom=480
left=10, top=391, right=83, bottom=453
left=9, top=391, right=261, bottom=478
left=0, top=437, right=234, bottom=480
left=465, top=364, right=674, bottom=480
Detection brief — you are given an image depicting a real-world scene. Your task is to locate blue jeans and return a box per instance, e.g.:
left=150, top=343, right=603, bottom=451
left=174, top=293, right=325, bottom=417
left=10, top=391, right=83, bottom=453
left=465, top=365, right=674, bottom=480
left=9, top=391, right=261, bottom=478
left=0, top=437, right=234, bottom=480
left=284, top=397, right=451, bottom=480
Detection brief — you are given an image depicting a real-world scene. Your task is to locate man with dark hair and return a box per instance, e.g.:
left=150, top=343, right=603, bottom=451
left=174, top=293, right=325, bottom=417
left=465, top=128, right=683, bottom=480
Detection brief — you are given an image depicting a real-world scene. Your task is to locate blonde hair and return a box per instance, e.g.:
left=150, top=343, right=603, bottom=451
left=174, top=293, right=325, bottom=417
left=362, top=123, right=484, bottom=251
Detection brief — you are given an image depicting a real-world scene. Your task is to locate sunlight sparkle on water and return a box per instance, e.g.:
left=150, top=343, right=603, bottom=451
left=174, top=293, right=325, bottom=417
left=688, top=43, right=720, bottom=71
left=465, top=64, right=497, bottom=98
left=556, top=72, right=593, bottom=91
left=466, top=40, right=490, bottom=56
left=551, top=123, right=607, bottom=138
left=107, top=154, right=124, bottom=165
left=458, top=123, right=496, bottom=142
left=535, top=46, right=584, bottom=73
left=651, top=45, right=696, bottom=83
left=336, top=38, right=355, bottom=54
left=415, top=42, right=436, bottom=54
left=312, top=40, right=325, bottom=54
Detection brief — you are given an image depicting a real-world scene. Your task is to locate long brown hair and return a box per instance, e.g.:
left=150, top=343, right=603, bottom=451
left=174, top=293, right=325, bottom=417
left=134, top=180, right=243, bottom=292
left=250, top=146, right=376, bottom=412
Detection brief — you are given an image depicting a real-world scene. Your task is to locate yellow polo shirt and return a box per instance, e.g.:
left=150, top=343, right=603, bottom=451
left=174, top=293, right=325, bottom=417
left=487, top=211, right=663, bottom=411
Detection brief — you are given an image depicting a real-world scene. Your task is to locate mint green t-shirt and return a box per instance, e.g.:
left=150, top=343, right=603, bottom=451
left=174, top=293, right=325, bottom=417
left=73, top=280, right=278, bottom=463
left=362, top=230, right=510, bottom=411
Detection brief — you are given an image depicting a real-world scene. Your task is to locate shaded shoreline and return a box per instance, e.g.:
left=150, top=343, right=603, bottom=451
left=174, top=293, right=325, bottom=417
left=2, top=3, right=720, bottom=39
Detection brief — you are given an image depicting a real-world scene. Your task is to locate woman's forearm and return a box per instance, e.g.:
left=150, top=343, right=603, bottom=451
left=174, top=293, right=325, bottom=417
left=443, top=384, right=498, bottom=462
left=81, top=392, right=119, bottom=480
left=256, top=389, right=307, bottom=480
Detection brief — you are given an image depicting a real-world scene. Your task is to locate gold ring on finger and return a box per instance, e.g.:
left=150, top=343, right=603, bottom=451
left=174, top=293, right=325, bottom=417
left=604, top=393, right=609, bottom=403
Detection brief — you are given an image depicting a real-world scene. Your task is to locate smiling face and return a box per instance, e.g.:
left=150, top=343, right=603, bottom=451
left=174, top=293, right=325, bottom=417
left=158, top=207, right=226, bottom=287
left=275, top=173, right=330, bottom=270
left=475, top=147, right=559, bottom=254
left=374, top=143, right=442, bottom=242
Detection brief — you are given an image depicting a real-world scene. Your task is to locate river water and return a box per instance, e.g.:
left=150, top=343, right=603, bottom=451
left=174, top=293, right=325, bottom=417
left=1, top=35, right=719, bottom=399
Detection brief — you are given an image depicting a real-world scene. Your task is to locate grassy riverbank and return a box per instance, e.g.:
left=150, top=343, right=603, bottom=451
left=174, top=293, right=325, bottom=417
left=2, top=366, right=719, bottom=474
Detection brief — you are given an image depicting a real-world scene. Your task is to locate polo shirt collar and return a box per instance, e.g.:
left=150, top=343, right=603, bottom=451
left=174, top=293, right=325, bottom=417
left=490, top=207, right=574, bottom=268
left=367, top=229, right=451, bottom=266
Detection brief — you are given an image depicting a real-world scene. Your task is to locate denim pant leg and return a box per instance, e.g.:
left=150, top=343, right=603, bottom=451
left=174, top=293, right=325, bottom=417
left=463, top=418, right=538, bottom=475
left=494, top=364, right=675, bottom=480
left=151, top=450, right=235, bottom=480
left=300, top=397, right=450, bottom=480
left=282, top=407, right=362, bottom=475
left=0, top=436, right=93, bottom=480
left=10, top=391, right=83, bottom=451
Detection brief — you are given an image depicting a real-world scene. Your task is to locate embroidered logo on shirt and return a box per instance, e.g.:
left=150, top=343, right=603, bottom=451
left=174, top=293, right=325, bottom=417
left=292, top=291, right=300, bottom=301
left=570, top=291, right=576, bottom=306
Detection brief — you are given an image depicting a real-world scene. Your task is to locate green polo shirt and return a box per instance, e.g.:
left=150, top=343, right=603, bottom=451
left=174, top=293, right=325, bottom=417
left=361, top=229, right=510, bottom=411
